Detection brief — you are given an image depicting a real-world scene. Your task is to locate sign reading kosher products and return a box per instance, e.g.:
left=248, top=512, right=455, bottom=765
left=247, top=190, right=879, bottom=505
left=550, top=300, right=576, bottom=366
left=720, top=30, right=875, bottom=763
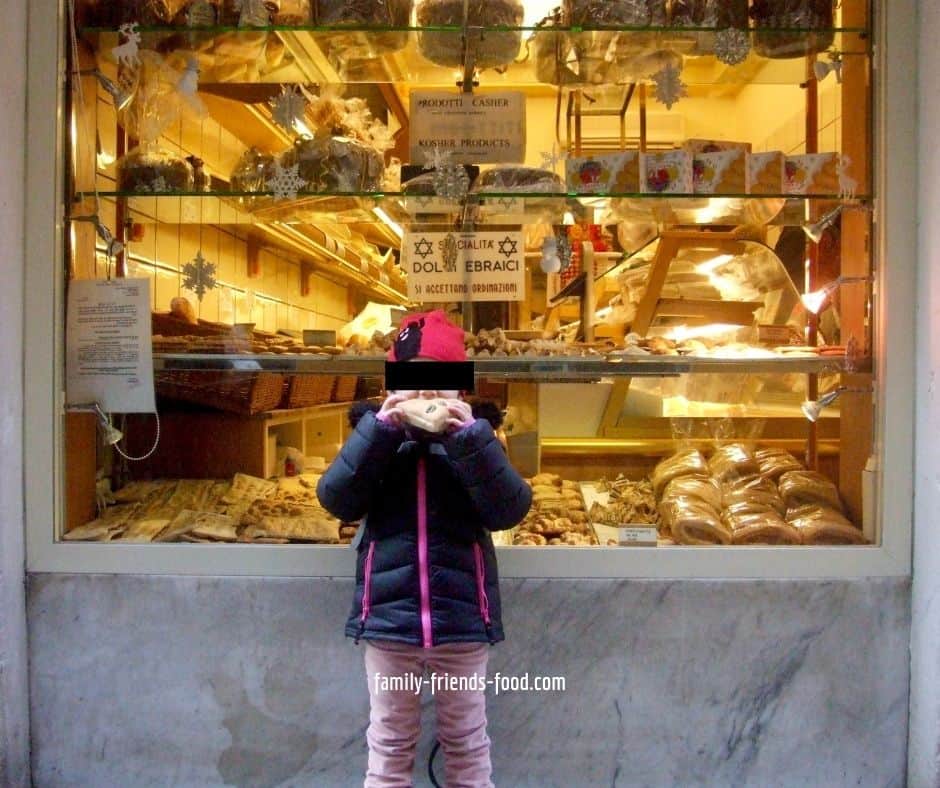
left=404, top=231, right=525, bottom=302
left=409, top=90, right=526, bottom=164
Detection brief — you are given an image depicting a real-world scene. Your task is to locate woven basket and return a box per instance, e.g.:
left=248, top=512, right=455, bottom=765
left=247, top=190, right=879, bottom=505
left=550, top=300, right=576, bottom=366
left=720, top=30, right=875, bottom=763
left=282, top=375, right=336, bottom=409
left=332, top=376, right=359, bottom=402
left=156, top=370, right=284, bottom=416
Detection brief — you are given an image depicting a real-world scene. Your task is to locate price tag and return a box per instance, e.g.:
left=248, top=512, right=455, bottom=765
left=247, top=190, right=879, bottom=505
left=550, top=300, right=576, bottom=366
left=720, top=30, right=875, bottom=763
left=410, top=90, right=526, bottom=165
left=617, top=527, right=659, bottom=546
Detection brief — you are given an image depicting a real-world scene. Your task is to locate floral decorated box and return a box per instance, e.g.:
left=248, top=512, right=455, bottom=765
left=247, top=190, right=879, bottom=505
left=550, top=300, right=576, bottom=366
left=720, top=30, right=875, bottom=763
left=683, top=138, right=752, bottom=155
left=746, top=151, right=786, bottom=195
left=784, top=152, right=841, bottom=195
left=566, top=151, right=640, bottom=194
left=640, top=151, right=694, bottom=194
left=693, top=149, right=747, bottom=195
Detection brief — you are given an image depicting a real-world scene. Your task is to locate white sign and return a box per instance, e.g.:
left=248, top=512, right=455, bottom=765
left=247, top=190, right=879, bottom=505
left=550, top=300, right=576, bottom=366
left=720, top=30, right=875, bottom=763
left=66, top=278, right=156, bottom=413
left=592, top=524, right=659, bottom=547
left=410, top=90, right=526, bottom=165
left=404, top=231, right=525, bottom=302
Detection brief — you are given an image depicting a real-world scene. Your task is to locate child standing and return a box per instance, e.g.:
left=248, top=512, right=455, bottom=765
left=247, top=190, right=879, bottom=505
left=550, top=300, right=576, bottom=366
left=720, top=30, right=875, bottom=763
left=317, top=310, right=532, bottom=787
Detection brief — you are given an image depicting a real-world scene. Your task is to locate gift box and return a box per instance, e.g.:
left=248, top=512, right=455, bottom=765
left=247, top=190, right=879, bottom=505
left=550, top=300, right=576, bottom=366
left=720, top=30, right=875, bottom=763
left=683, top=138, right=752, bottom=155
left=640, top=151, right=694, bottom=194
left=693, top=149, right=747, bottom=195
left=784, top=152, right=841, bottom=195
left=566, top=151, right=640, bottom=194
left=746, top=151, right=785, bottom=195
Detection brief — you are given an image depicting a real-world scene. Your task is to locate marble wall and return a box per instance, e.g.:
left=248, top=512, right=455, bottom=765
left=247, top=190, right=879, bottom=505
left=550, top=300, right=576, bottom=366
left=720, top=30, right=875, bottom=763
left=910, top=0, right=940, bottom=782
left=0, top=0, right=29, bottom=784
left=29, top=575, right=909, bottom=787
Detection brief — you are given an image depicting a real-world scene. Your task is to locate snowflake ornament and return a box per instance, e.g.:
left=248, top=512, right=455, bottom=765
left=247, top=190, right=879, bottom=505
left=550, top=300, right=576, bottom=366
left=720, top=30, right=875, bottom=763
left=424, top=149, right=470, bottom=201
left=270, top=86, right=308, bottom=135
left=267, top=161, right=307, bottom=200
left=539, top=145, right=565, bottom=175
left=111, top=23, right=141, bottom=68
left=182, top=250, right=217, bottom=301
left=714, top=28, right=750, bottom=66
left=652, top=63, right=687, bottom=110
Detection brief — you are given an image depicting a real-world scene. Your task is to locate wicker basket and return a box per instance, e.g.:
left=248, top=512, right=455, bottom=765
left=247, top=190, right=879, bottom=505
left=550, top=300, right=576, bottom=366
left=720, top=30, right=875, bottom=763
left=333, top=376, right=359, bottom=402
left=282, top=375, right=336, bottom=409
left=156, top=370, right=285, bottom=416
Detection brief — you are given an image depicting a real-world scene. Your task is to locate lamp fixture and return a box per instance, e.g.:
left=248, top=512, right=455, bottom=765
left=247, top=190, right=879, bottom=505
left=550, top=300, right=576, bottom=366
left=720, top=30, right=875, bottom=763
left=72, top=214, right=124, bottom=259
left=802, top=204, right=844, bottom=243
left=813, top=52, right=843, bottom=83
left=92, top=403, right=124, bottom=445
left=800, top=275, right=871, bottom=315
left=801, top=386, right=870, bottom=422
left=79, top=69, right=134, bottom=112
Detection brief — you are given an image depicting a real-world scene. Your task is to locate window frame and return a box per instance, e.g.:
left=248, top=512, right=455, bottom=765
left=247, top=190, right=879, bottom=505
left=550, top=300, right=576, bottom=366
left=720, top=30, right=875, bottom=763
left=25, top=0, right=916, bottom=578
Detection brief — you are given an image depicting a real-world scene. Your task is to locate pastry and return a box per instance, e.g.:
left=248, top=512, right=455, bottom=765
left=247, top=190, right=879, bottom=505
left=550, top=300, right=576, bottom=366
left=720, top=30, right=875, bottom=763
left=755, top=448, right=804, bottom=480
left=281, top=135, right=385, bottom=193
left=778, top=470, right=843, bottom=512
left=118, top=147, right=194, bottom=193
left=651, top=449, right=709, bottom=497
left=661, top=476, right=722, bottom=513
left=787, top=505, right=867, bottom=545
left=417, top=0, right=524, bottom=69
left=659, top=495, right=730, bottom=545
left=724, top=509, right=802, bottom=545
left=222, top=473, right=278, bottom=504
left=708, top=444, right=759, bottom=484
left=750, top=0, right=835, bottom=59
left=399, top=398, right=453, bottom=433
left=191, top=513, right=240, bottom=541
left=118, top=518, right=173, bottom=543
left=62, top=519, right=126, bottom=542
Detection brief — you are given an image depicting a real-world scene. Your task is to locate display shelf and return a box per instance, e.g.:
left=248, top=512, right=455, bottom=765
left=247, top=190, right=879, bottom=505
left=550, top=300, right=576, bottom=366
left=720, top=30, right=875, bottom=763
left=83, top=26, right=870, bottom=86
left=152, top=352, right=870, bottom=378
left=73, top=192, right=871, bottom=227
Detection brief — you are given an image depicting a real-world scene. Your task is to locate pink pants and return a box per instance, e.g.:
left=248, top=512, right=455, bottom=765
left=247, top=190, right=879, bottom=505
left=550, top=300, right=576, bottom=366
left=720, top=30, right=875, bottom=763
left=363, top=640, right=494, bottom=788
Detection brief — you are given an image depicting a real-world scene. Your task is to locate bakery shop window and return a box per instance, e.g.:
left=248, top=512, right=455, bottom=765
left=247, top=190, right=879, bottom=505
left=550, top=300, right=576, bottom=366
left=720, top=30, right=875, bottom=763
left=59, top=0, right=880, bottom=552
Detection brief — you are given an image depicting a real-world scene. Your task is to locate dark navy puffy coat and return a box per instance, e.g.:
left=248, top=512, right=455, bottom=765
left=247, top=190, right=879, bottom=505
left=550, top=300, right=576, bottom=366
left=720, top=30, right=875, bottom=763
left=316, top=409, right=532, bottom=647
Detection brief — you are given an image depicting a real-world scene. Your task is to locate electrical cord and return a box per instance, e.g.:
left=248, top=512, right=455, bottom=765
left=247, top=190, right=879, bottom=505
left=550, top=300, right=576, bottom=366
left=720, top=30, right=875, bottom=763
left=113, top=411, right=161, bottom=462
left=428, top=740, right=443, bottom=788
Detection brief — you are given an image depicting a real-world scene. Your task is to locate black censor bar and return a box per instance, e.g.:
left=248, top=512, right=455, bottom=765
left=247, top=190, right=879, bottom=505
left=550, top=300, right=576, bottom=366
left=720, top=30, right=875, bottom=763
left=385, top=362, right=475, bottom=393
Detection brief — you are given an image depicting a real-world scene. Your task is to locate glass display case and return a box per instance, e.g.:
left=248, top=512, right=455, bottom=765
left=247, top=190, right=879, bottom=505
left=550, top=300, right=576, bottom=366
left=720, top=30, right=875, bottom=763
left=33, top=0, right=907, bottom=573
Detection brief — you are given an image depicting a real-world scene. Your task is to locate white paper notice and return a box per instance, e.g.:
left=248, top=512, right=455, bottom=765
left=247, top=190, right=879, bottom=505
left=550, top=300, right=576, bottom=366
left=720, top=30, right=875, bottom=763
left=66, top=278, right=156, bottom=413
left=410, top=90, right=526, bottom=165
left=404, top=231, right=525, bottom=302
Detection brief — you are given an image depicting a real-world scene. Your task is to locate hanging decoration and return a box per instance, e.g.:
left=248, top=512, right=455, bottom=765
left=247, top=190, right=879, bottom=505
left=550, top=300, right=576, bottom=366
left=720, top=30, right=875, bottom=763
left=182, top=250, right=218, bottom=301
left=539, top=145, right=565, bottom=175
left=111, top=23, right=141, bottom=68
left=177, top=56, right=200, bottom=98
left=425, top=149, right=470, bottom=201
left=270, top=85, right=308, bottom=135
left=266, top=160, right=307, bottom=200
left=714, top=28, right=751, bottom=66
left=652, top=62, right=688, bottom=110
left=838, top=155, right=858, bottom=200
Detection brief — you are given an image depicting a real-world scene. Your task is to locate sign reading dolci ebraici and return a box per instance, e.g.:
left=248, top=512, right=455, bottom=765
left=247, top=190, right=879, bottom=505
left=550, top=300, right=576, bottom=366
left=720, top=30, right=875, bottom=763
left=404, top=231, right=526, bottom=302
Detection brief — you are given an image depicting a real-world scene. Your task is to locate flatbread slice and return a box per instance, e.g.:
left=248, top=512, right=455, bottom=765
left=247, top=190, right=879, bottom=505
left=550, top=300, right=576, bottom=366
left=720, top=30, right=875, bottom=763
left=222, top=473, right=277, bottom=504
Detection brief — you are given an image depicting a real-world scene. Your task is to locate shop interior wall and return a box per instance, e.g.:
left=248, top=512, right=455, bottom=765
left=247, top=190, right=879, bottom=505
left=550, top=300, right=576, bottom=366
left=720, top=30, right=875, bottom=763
left=0, top=0, right=29, bottom=783
left=909, top=0, right=940, bottom=782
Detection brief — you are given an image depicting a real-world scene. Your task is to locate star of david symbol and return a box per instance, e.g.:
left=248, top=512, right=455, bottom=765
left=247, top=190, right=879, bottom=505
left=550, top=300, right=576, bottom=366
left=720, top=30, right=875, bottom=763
left=494, top=197, right=517, bottom=211
left=413, top=238, right=435, bottom=259
left=498, top=237, right=518, bottom=258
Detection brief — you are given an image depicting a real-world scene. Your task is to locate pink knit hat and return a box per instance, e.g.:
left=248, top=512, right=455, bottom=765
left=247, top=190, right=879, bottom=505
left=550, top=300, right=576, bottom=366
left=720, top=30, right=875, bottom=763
left=388, top=310, right=466, bottom=363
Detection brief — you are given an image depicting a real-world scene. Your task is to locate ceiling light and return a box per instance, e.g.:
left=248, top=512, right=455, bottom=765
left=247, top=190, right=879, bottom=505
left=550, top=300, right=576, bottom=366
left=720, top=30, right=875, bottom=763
left=800, top=276, right=871, bottom=315
left=813, top=52, right=843, bottom=83
left=802, top=205, right=844, bottom=243
left=93, top=403, right=124, bottom=445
